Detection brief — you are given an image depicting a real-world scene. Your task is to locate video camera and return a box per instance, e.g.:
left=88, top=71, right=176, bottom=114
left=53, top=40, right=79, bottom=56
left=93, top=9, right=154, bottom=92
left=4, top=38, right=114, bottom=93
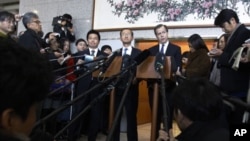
left=52, top=15, right=73, bottom=28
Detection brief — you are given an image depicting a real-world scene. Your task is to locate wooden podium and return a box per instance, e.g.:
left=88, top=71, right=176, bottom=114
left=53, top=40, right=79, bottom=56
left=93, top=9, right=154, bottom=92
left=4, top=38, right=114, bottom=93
left=92, top=57, right=122, bottom=77
left=136, top=56, right=171, bottom=141
left=92, top=56, right=171, bottom=141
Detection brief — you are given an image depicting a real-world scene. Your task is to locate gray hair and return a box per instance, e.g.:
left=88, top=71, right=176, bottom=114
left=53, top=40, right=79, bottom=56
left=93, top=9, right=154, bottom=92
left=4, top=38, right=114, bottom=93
left=22, top=12, right=39, bottom=29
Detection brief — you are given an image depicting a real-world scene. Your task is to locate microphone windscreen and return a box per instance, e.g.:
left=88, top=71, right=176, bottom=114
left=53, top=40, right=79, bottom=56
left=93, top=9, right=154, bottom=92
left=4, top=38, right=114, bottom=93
left=154, top=52, right=165, bottom=71
left=84, top=54, right=95, bottom=62
left=134, top=49, right=150, bottom=65
left=100, top=51, right=118, bottom=73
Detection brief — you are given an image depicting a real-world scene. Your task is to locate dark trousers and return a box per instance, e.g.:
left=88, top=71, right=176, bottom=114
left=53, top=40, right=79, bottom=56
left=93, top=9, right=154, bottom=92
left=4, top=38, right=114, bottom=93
left=88, top=81, right=107, bottom=141
left=113, top=85, right=139, bottom=141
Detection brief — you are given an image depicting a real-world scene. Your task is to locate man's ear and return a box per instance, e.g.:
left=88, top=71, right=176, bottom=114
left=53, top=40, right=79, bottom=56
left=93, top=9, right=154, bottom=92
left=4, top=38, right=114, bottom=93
left=1, top=109, right=15, bottom=131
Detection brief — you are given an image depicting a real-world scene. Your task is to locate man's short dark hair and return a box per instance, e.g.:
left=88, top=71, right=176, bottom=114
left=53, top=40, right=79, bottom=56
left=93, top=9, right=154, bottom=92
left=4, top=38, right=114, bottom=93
left=63, top=13, right=72, bottom=21
left=0, top=46, right=53, bottom=120
left=101, top=45, right=112, bottom=52
left=120, top=28, right=134, bottom=37
left=214, top=9, right=239, bottom=27
left=0, top=11, right=15, bottom=22
left=87, top=29, right=101, bottom=41
left=75, top=38, right=87, bottom=46
left=154, top=24, right=168, bottom=35
left=173, top=78, right=223, bottom=121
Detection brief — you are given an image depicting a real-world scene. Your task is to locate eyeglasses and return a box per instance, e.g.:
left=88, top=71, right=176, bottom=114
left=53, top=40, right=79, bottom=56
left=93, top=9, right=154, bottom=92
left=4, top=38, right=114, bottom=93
left=31, top=20, right=41, bottom=24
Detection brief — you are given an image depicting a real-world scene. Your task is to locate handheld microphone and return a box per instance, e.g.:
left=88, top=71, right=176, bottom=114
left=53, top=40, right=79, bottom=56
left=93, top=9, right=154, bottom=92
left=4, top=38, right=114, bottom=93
left=154, top=52, right=165, bottom=72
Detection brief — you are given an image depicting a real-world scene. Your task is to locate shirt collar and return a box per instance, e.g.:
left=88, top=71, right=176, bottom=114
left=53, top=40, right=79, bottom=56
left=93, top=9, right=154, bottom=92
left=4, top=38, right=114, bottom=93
left=89, top=48, right=98, bottom=56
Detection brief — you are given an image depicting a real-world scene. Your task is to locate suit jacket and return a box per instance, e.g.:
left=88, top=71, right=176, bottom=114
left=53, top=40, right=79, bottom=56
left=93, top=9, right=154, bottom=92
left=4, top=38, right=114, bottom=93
left=148, top=42, right=182, bottom=73
left=74, top=49, right=108, bottom=96
left=218, top=24, right=250, bottom=94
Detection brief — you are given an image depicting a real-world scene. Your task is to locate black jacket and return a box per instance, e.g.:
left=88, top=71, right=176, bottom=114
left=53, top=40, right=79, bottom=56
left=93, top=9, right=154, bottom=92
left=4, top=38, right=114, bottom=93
left=176, top=121, right=229, bottom=141
left=18, top=29, right=45, bottom=52
left=218, top=24, right=250, bottom=94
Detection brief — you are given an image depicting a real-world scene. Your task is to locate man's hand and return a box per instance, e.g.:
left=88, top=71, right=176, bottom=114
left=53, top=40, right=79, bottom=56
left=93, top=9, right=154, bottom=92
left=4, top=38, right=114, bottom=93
left=156, top=129, right=177, bottom=141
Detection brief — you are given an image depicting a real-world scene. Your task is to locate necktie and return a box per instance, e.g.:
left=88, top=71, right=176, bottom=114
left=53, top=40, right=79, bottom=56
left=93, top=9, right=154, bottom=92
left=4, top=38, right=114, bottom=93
left=160, top=44, right=165, bottom=54
left=91, top=50, right=95, bottom=56
left=123, top=48, right=128, bottom=56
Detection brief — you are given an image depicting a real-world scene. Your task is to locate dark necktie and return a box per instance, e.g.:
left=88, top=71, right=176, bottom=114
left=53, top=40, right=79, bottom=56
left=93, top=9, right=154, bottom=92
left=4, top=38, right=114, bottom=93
left=123, top=48, right=128, bottom=56
left=91, top=50, right=95, bottom=56
left=160, top=44, right=165, bottom=54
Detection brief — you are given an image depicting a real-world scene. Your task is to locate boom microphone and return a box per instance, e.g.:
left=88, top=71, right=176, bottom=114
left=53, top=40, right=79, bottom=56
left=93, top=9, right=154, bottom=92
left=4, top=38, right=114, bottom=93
left=99, top=51, right=119, bottom=76
left=83, top=54, right=108, bottom=69
left=134, top=49, right=150, bottom=65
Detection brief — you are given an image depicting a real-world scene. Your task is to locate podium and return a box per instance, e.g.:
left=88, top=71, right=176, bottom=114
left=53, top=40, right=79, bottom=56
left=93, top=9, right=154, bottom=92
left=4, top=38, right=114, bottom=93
left=92, top=56, right=172, bottom=141
left=92, top=57, right=122, bottom=77
left=136, top=56, right=171, bottom=141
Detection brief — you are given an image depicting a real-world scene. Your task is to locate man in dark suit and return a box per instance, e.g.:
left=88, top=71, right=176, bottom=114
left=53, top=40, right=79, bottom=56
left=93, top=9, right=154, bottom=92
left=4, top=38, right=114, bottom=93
left=212, top=9, right=250, bottom=125
left=113, top=28, right=141, bottom=141
left=68, top=29, right=108, bottom=141
left=147, top=24, right=182, bottom=140
left=18, top=12, right=46, bottom=54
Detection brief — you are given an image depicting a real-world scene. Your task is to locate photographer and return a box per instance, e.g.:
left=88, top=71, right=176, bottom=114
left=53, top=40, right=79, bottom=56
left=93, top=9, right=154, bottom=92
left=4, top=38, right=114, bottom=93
left=53, top=13, right=75, bottom=42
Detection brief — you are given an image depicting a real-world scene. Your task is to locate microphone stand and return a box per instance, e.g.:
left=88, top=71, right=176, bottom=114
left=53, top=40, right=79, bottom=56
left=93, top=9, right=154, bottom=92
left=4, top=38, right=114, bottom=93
left=157, top=68, right=169, bottom=132
left=54, top=82, right=115, bottom=138
left=155, top=60, right=169, bottom=133
left=35, top=72, right=118, bottom=129
left=52, top=56, right=107, bottom=73
left=48, top=60, right=104, bottom=97
left=54, top=68, right=134, bottom=138
left=106, top=69, right=134, bottom=141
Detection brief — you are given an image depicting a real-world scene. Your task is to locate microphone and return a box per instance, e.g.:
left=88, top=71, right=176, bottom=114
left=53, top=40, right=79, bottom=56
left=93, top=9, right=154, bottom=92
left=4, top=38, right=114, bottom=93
left=83, top=54, right=108, bottom=69
left=120, top=49, right=150, bottom=72
left=134, top=49, right=150, bottom=65
left=154, top=52, right=165, bottom=72
left=99, top=51, right=119, bottom=76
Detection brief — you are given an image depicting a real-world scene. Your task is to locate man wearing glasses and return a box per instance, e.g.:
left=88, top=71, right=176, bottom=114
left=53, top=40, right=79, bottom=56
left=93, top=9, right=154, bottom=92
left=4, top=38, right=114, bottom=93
left=18, top=12, right=46, bottom=54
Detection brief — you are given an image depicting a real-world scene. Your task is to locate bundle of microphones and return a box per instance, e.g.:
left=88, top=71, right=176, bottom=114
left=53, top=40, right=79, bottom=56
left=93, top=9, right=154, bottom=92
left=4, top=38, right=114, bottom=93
left=83, top=49, right=152, bottom=76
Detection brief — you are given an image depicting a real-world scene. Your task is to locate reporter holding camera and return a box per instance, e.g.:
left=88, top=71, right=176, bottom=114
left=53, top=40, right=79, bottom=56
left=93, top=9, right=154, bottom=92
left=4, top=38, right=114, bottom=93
left=53, top=13, right=75, bottom=42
